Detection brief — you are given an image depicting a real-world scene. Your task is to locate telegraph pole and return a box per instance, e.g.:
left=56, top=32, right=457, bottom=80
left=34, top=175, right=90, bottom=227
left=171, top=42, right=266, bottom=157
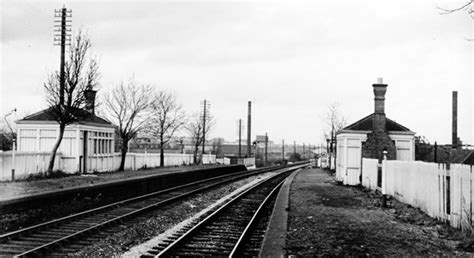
left=54, top=6, right=72, bottom=106
left=265, top=133, right=268, bottom=167
left=238, top=119, right=242, bottom=158
left=282, top=139, right=285, bottom=161
left=201, top=100, right=210, bottom=164
left=293, top=141, right=296, bottom=157
left=247, top=101, right=252, bottom=157
left=303, top=143, right=305, bottom=160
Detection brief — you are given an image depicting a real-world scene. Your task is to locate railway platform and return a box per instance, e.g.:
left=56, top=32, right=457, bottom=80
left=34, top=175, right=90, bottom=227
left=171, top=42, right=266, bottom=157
left=275, top=168, right=468, bottom=256
left=0, top=164, right=222, bottom=202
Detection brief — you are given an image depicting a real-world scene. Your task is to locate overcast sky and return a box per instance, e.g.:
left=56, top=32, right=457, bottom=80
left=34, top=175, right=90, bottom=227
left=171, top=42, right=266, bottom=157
left=1, top=0, right=472, bottom=146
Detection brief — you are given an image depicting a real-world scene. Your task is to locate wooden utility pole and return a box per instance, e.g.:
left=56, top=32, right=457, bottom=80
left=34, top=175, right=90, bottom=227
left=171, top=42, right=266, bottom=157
left=201, top=99, right=209, bottom=164
left=265, top=133, right=268, bottom=167
left=238, top=119, right=242, bottom=158
left=54, top=6, right=72, bottom=107
left=282, top=139, right=285, bottom=161
left=303, top=143, right=305, bottom=160
left=294, top=141, right=296, bottom=157
left=247, top=101, right=252, bottom=157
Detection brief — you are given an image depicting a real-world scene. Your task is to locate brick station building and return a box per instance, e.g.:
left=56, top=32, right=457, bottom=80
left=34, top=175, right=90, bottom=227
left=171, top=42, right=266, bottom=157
left=335, top=78, right=415, bottom=185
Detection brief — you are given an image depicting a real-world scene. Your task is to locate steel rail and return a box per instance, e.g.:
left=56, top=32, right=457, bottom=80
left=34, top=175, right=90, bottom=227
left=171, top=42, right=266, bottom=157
left=157, top=163, right=307, bottom=257
left=1, top=165, right=287, bottom=257
left=1, top=165, right=284, bottom=241
left=229, top=174, right=289, bottom=257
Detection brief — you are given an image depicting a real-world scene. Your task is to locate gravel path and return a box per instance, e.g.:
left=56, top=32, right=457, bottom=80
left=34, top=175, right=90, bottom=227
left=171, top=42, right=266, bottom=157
left=0, top=164, right=221, bottom=201
left=285, top=168, right=470, bottom=256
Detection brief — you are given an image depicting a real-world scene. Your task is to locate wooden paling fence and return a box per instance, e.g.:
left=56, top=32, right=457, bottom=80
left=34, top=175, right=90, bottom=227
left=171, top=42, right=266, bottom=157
left=362, top=158, right=474, bottom=233
left=0, top=151, right=216, bottom=181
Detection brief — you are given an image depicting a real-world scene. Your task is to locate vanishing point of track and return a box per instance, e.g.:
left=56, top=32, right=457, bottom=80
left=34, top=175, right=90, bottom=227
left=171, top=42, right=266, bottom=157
left=154, top=164, right=307, bottom=257
left=0, top=165, right=298, bottom=257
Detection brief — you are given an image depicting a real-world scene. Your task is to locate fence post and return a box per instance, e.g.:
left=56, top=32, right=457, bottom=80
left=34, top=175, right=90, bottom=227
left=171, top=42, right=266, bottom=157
left=380, top=153, right=388, bottom=207
left=11, top=140, right=16, bottom=181
left=0, top=150, right=3, bottom=180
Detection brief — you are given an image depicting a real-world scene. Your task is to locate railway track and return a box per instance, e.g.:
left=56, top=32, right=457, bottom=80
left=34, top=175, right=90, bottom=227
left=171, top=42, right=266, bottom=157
left=0, top=164, right=300, bottom=257
left=153, top=164, right=307, bottom=257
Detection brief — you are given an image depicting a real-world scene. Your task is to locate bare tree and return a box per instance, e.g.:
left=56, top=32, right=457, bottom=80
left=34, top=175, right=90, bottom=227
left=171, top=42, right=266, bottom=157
left=211, top=138, right=223, bottom=157
left=186, top=113, right=214, bottom=164
left=147, top=91, right=186, bottom=167
left=437, top=0, right=473, bottom=17
left=437, top=1, right=473, bottom=40
left=44, top=31, right=100, bottom=173
left=321, top=102, right=347, bottom=155
left=103, top=80, right=152, bottom=171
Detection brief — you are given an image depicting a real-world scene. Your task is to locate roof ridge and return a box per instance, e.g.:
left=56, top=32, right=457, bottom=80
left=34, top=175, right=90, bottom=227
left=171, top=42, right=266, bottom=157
left=340, top=113, right=412, bottom=132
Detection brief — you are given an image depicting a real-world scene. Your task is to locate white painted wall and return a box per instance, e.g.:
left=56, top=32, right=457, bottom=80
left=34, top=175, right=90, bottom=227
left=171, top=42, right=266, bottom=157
left=388, top=133, right=416, bottom=161
left=16, top=122, right=116, bottom=174
left=336, top=132, right=367, bottom=184
left=336, top=131, right=415, bottom=185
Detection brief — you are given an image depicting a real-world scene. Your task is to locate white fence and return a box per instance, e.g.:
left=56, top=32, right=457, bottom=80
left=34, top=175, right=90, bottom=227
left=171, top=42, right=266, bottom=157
left=0, top=151, right=63, bottom=181
left=362, top=158, right=474, bottom=232
left=216, top=158, right=231, bottom=165
left=238, top=157, right=255, bottom=167
left=361, top=158, right=379, bottom=190
left=0, top=151, right=216, bottom=181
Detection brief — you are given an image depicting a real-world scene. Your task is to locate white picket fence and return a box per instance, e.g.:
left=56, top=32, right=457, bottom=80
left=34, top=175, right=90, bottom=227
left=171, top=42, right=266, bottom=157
left=216, top=158, right=231, bottom=165
left=362, top=158, right=474, bottom=232
left=0, top=151, right=216, bottom=181
left=361, top=158, right=379, bottom=191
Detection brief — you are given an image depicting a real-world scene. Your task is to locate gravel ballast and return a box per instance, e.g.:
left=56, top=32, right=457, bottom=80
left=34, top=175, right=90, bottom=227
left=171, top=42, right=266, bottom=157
left=70, top=173, right=275, bottom=256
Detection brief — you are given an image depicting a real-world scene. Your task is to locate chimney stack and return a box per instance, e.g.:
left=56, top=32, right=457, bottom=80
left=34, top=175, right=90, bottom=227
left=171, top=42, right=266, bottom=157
left=372, top=77, right=388, bottom=133
left=84, top=88, right=97, bottom=114
left=452, top=91, right=458, bottom=148
left=363, top=77, right=396, bottom=162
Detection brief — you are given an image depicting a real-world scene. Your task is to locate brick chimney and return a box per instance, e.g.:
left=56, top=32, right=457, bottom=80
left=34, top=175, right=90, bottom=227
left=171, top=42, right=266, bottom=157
left=362, top=78, right=396, bottom=162
left=84, top=88, right=97, bottom=114
left=373, top=77, right=387, bottom=133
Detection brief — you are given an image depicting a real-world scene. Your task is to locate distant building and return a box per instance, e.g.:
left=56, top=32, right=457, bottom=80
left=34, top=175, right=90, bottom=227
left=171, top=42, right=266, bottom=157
left=336, top=78, right=415, bottom=185
left=16, top=89, right=116, bottom=173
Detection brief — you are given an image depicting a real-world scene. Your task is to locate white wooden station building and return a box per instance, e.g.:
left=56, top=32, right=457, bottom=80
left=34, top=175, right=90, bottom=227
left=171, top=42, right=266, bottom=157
left=16, top=107, right=116, bottom=173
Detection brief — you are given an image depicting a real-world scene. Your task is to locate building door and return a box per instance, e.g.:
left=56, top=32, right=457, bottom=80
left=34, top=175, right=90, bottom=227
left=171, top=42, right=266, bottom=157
left=83, top=131, right=88, bottom=173
left=346, top=139, right=362, bottom=185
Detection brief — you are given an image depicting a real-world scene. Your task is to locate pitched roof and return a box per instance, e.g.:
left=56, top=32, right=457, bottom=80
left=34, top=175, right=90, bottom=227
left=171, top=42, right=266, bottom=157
left=462, top=151, right=474, bottom=165
left=18, top=107, right=113, bottom=127
left=451, top=149, right=474, bottom=165
left=341, top=113, right=412, bottom=132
